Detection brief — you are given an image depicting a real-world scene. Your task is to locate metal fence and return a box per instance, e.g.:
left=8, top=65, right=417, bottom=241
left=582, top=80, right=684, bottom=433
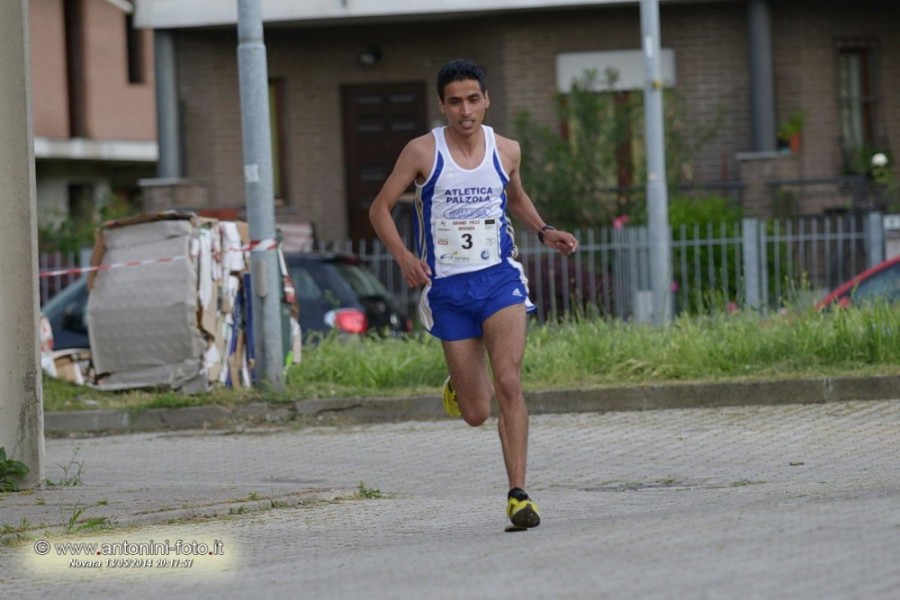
left=316, top=212, right=888, bottom=323
left=38, top=249, right=91, bottom=305
left=40, top=212, right=890, bottom=322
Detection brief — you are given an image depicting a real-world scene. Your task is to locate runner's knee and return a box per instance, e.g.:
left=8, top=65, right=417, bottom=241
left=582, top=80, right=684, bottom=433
left=492, top=371, right=523, bottom=404
left=463, top=411, right=490, bottom=427
left=462, top=406, right=490, bottom=427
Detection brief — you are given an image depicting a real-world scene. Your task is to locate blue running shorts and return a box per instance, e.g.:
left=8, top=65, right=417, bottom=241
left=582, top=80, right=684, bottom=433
left=419, top=258, right=536, bottom=341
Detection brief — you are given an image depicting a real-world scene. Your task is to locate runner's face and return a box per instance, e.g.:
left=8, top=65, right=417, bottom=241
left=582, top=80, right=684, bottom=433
left=439, top=79, right=489, bottom=136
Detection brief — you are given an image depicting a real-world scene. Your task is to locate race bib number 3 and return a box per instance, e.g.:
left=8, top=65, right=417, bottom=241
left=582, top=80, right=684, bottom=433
left=436, top=219, right=501, bottom=266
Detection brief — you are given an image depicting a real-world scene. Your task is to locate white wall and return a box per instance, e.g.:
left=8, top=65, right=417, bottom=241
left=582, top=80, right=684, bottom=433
left=556, top=49, right=676, bottom=92
left=134, top=0, right=731, bottom=28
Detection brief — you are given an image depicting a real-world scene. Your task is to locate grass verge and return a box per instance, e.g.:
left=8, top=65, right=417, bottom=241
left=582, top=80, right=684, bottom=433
left=44, top=304, right=900, bottom=412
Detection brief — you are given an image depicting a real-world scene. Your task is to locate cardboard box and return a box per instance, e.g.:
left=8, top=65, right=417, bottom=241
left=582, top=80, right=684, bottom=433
left=85, top=211, right=252, bottom=393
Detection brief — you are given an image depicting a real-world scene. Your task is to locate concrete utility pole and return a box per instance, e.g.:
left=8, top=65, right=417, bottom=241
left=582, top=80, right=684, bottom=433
left=640, top=0, right=673, bottom=325
left=0, top=0, right=44, bottom=488
left=236, top=0, right=284, bottom=390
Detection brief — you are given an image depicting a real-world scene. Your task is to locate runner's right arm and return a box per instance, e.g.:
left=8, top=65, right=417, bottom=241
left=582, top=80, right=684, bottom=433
left=369, top=137, right=433, bottom=287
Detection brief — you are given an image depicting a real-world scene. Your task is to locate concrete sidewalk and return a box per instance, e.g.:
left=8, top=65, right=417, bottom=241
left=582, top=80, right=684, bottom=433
left=10, top=372, right=897, bottom=539
left=43, top=373, right=900, bottom=435
left=2, top=397, right=899, bottom=599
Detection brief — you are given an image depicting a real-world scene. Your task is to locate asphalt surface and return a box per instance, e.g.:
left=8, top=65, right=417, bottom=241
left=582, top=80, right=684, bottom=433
left=0, top=377, right=898, bottom=598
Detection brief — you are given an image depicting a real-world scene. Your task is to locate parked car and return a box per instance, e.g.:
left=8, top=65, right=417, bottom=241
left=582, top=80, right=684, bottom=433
left=816, top=255, right=900, bottom=310
left=41, top=252, right=411, bottom=352
left=519, top=253, right=616, bottom=320
left=40, top=277, right=90, bottom=350
left=284, top=252, right=413, bottom=340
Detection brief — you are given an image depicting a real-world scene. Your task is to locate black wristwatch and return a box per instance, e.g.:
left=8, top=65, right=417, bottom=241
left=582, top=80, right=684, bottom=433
left=537, top=225, right=556, bottom=244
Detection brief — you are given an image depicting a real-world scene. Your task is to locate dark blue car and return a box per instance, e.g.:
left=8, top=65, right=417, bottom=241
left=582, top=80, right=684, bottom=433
left=41, top=276, right=90, bottom=350
left=41, top=252, right=412, bottom=351
left=284, top=252, right=412, bottom=340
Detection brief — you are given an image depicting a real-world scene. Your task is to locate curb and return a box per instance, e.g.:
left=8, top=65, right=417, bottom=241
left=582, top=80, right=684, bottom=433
left=103, top=488, right=352, bottom=529
left=0, top=488, right=356, bottom=544
left=43, top=374, right=900, bottom=435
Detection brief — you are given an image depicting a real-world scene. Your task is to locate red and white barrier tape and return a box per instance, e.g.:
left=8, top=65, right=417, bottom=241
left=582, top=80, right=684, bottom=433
left=39, top=238, right=278, bottom=278
left=39, top=256, right=186, bottom=278
left=237, top=238, right=278, bottom=252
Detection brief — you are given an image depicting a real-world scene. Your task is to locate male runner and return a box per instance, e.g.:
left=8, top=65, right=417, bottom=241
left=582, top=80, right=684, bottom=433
left=369, top=59, right=578, bottom=529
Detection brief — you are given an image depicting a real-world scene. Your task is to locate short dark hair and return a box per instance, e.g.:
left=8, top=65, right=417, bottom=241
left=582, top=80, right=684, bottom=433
left=437, top=59, right=487, bottom=100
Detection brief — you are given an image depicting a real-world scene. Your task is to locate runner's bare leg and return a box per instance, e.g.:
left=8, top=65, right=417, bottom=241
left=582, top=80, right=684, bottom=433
left=441, top=303, right=528, bottom=490
left=483, top=304, right=529, bottom=490
left=442, top=338, right=492, bottom=427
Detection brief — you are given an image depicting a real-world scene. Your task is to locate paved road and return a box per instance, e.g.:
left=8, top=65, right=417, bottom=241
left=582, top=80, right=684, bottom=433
left=2, top=399, right=899, bottom=599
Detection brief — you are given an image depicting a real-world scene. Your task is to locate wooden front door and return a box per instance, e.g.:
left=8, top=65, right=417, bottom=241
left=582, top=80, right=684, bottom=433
left=341, top=82, right=427, bottom=242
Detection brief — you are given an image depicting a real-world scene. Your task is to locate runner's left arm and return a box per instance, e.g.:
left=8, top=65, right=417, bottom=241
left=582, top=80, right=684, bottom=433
left=502, top=139, right=579, bottom=256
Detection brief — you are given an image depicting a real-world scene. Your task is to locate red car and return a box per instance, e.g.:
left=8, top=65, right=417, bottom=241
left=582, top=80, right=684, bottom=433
left=816, top=255, right=900, bottom=310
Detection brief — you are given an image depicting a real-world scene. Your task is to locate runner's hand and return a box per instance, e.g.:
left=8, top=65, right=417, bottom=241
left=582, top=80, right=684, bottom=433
left=398, top=251, right=432, bottom=287
left=543, top=230, right=579, bottom=256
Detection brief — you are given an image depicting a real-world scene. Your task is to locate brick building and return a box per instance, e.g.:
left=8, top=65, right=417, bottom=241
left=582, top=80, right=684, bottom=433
left=134, top=0, right=899, bottom=243
left=29, top=0, right=157, bottom=230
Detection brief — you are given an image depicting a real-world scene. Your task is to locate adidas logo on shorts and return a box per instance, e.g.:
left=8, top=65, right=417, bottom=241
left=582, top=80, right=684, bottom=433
left=512, top=288, right=523, bottom=297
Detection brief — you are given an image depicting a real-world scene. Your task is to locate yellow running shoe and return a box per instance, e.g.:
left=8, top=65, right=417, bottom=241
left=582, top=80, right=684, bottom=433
left=507, top=492, right=541, bottom=528
left=442, top=376, right=461, bottom=417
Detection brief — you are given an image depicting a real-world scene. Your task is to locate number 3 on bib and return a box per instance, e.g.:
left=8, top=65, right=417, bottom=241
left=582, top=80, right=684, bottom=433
left=436, top=218, right=501, bottom=266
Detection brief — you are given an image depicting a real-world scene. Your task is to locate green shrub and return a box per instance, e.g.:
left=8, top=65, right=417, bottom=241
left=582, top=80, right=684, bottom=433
left=515, top=68, right=722, bottom=230
left=38, top=193, right=141, bottom=253
left=669, top=196, right=742, bottom=314
left=0, top=448, right=29, bottom=492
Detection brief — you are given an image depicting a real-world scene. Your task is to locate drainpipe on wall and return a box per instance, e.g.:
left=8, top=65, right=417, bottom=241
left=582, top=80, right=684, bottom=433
left=748, top=0, right=777, bottom=153
left=140, top=29, right=209, bottom=212
left=154, top=29, right=181, bottom=180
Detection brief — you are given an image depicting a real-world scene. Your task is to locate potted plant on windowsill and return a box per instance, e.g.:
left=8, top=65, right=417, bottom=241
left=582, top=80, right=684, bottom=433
left=778, top=110, right=807, bottom=153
